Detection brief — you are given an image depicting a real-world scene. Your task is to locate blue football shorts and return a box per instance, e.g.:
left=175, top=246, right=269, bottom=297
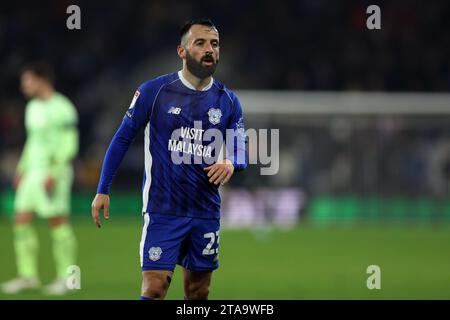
left=140, top=212, right=220, bottom=272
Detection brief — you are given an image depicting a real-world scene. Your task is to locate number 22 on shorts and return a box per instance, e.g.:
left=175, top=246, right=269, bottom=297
left=202, top=230, right=219, bottom=255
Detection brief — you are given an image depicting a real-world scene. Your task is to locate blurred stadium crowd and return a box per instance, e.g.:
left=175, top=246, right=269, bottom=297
left=0, top=0, right=449, bottom=200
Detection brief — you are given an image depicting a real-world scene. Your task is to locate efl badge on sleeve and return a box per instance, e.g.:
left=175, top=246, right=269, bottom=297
left=126, top=90, right=140, bottom=118
left=129, top=90, right=140, bottom=109
left=207, top=108, right=222, bottom=125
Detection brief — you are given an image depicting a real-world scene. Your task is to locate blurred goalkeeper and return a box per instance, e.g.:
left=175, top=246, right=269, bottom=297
left=1, top=63, right=79, bottom=295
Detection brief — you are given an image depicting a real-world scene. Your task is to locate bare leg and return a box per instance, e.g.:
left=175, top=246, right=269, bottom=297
left=183, top=267, right=212, bottom=300
left=141, top=270, right=174, bottom=300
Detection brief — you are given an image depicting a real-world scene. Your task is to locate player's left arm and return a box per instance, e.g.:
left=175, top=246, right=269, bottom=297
left=52, top=100, right=79, bottom=166
left=204, top=158, right=235, bottom=186
left=43, top=100, right=79, bottom=191
left=204, top=93, right=248, bottom=185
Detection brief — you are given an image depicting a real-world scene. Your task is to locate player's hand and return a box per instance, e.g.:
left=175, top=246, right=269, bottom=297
left=13, top=174, right=22, bottom=190
left=44, top=176, right=55, bottom=192
left=204, top=159, right=235, bottom=186
left=91, top=193, right=110, bottom=228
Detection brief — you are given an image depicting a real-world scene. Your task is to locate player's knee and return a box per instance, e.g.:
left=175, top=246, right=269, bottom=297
left=186, top=284, right=210, bottom=300
left=14, top=212, right=33, bottom=225
left=141, top=275, right=170, bottom=300
left=48, top=216, right=68, bottom=227
left=142, top=288, right=164, bottom=299
left=141, top=283, right=167, bottom=300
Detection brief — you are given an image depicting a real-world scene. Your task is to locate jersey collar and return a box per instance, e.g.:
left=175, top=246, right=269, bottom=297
left=178, top=70, right=213, bottom=91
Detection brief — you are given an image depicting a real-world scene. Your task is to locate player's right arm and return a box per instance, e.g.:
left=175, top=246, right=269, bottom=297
left=91, top=81, right=157, bottom=228
left=14, top=141, right=30, bottom=188
left=14, top=102, right=33, bottom=188
left=91, top=193, right=110, bottom=228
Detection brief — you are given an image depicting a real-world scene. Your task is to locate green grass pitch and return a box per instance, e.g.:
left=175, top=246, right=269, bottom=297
left=0, top=216, right=449, bottom=299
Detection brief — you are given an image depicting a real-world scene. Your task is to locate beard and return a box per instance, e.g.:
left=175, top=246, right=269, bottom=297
left=185, top=51, right=219, bottom=79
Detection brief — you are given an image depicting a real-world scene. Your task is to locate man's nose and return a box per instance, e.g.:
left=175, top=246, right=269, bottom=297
left=204, top=43, right=214, bottom=54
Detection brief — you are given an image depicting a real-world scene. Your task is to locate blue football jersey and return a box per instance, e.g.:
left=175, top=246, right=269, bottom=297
left=97, top=71, right=247, bottom=219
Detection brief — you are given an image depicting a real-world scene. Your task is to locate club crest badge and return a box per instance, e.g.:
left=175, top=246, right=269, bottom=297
left=207, top=108, right=222, bottom=125
left=148, top=247, right=162, bottom=261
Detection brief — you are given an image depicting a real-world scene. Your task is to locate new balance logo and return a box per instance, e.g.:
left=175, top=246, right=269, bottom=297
left=168, top=106, right=182, bottom=115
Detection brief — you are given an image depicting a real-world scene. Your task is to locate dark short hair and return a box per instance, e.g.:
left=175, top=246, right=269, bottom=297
left=180, top=18, right=217, bottom=43
left=22, top=62, right=55, bottom=84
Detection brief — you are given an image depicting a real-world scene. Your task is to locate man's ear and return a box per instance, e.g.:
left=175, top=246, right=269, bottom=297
left=177, top=45, right=186, bottom=59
